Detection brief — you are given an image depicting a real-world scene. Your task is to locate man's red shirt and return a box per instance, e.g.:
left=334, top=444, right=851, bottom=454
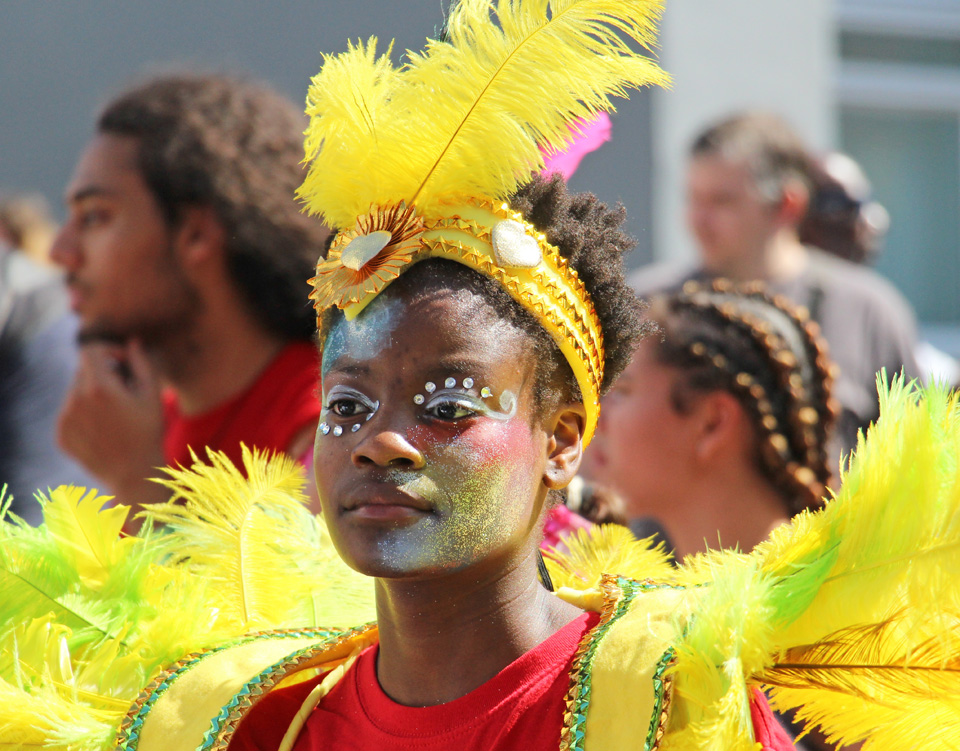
left=162, top=341, right=321, bottom=469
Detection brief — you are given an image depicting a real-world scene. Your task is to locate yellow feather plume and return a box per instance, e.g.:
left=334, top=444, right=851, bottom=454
left=299, top=0, right=668, bottom=228
left=670, top=376, right=960, bottom=750
left=41, top=486, right=138, bottom=590
left=0, top=447, right=376, bottom=751
left=544, top=523, right=675, bottom=590
left=148, top=445, right=376, bottom=631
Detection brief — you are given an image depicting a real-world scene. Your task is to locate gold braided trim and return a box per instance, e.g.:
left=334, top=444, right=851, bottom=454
left=311, top=198, right=604, bottom=445
left=559, top=575, right=624, bottom=750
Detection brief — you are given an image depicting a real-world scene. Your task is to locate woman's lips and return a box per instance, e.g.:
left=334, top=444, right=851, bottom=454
left=343, top=486, right=433, bottom=522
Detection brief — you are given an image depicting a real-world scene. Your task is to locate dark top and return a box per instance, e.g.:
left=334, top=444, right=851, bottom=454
left=0, top=246, right=92, bottom=524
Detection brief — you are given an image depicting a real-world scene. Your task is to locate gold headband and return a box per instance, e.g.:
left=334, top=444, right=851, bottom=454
left=310, top=198, right=605, bottom=444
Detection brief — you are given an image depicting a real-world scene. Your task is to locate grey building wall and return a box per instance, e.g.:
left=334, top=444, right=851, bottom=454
left=0, top=1, right=658, bottom=266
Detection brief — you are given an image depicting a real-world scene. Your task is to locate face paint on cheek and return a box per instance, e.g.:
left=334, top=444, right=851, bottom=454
left=371, top=417, right=538, bottom=574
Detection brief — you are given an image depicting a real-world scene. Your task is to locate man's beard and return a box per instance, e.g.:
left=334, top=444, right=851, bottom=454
left=75, top=265, right=203, bottom=349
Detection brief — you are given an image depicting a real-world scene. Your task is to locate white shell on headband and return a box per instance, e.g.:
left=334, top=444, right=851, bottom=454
left=340, top=230, right=393, bottom=271
left=491, top=220, right=542, bottom=269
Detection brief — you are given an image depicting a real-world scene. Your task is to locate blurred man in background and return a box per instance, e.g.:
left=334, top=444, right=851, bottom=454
left=51, top=73, right=328, bottom=512
left=799, top=150, right=890, bottom=266
left=632, top=112, right=920, bottom=457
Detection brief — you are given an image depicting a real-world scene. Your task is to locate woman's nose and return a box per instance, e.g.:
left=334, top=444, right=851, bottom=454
left=351, top=425, right=426, bottom=470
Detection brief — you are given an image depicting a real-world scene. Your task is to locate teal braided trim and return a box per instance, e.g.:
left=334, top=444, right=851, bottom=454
left=644, top=646, right=677, bottom=751
left=115, top=626, right=347, bottom=751
left=199, top=622, right=376, bottom=751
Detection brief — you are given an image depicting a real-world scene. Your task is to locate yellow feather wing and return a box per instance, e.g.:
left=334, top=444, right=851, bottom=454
left=148, top=445, right=375, bottom=631
left=544, top=523, right=675, bottom=591
left=663, top=377, right=960, bottom=751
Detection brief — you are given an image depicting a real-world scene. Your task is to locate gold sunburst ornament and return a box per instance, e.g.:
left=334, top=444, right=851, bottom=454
left=309, top=203, right=425, bottom=316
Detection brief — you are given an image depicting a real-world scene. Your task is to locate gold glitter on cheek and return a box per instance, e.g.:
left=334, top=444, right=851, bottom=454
left=366, top=422, right=537, bottom=575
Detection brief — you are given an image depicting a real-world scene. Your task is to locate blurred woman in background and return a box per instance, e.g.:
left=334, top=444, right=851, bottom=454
left=592, top=278, right=839, bottom=559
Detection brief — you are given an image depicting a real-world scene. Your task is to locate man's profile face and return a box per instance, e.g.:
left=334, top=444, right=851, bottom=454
left=50, top=134, right=199, bottom=343
left=685, top=154, right=781, bottom=274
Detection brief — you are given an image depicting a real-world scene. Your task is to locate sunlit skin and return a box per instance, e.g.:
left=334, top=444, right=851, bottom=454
left=590, top=340, right=697, bottom=520
left=593, top=340, right=789, bottom=559
left=313, top=280, right=584, bottom=706
left=686, top=154, right=808, bottom=281
left=51, top=134, right=201, bottom=345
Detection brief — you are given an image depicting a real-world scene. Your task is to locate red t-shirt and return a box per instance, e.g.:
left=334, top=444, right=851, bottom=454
left=162, top=342, right=321, bottom=470
left=230, top=613, right=795, bottom=751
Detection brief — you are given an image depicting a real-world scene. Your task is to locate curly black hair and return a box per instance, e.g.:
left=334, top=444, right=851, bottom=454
left=98, top=73, right=329, bottom=342
left=320, top=173, right=651, bottom=411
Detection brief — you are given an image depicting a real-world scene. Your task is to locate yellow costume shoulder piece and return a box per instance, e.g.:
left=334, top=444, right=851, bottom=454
left=546, top=376, right=960, bottom=751
left=301, top=0, right=669, bottom=445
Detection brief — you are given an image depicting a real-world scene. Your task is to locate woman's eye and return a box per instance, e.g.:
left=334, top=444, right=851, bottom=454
left=79, top=209, right=108, bottom=228
left=330, top=399, right=362, bottom=417
left=427, top=401, right=476, bottom=421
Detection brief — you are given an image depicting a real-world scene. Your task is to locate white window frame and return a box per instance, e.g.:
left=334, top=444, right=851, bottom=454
left=836, top=0, right=960, bottom=354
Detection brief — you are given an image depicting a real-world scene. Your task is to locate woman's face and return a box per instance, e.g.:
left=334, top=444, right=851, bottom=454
left=314, top=287, right=552, bottom=580
left=590, top=340, right=695, bottom=519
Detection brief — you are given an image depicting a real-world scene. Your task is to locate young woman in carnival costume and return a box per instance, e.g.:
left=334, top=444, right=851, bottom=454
left=2, top=2, right=959, bottom=750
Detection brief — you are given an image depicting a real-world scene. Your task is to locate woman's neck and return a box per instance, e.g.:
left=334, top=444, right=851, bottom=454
left=658, top=473, right=790, bottom=561
left=372, top=550, right=581, bottom=706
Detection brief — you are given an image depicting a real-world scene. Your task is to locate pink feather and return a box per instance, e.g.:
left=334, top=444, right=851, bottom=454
left=540, top=112, right=612, bottom=180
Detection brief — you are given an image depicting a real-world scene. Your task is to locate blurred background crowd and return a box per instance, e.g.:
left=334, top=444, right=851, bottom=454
left=2, top=3, right=957, bottom=549
left=3, top=4, right=957, bottom=745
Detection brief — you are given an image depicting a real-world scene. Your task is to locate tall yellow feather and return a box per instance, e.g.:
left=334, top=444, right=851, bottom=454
left=298, top=0, right=668, bottom=228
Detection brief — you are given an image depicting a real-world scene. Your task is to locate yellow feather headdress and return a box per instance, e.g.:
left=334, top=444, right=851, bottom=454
left=300, top=0, right=669, bottom=445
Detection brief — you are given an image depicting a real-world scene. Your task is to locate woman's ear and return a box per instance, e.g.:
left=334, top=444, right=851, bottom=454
left=543, top=402, right=586, bottom=490
left=693, top=390, right=750, bottom=463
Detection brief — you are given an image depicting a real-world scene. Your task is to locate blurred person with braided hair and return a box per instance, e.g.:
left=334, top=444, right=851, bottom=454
left=592, top=279, right=839, bottom=561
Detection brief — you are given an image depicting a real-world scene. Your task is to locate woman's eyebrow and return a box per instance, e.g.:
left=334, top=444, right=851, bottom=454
left=433, top=357, right=489, bottom=374
left=327, top=363, right=372, bottom=377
